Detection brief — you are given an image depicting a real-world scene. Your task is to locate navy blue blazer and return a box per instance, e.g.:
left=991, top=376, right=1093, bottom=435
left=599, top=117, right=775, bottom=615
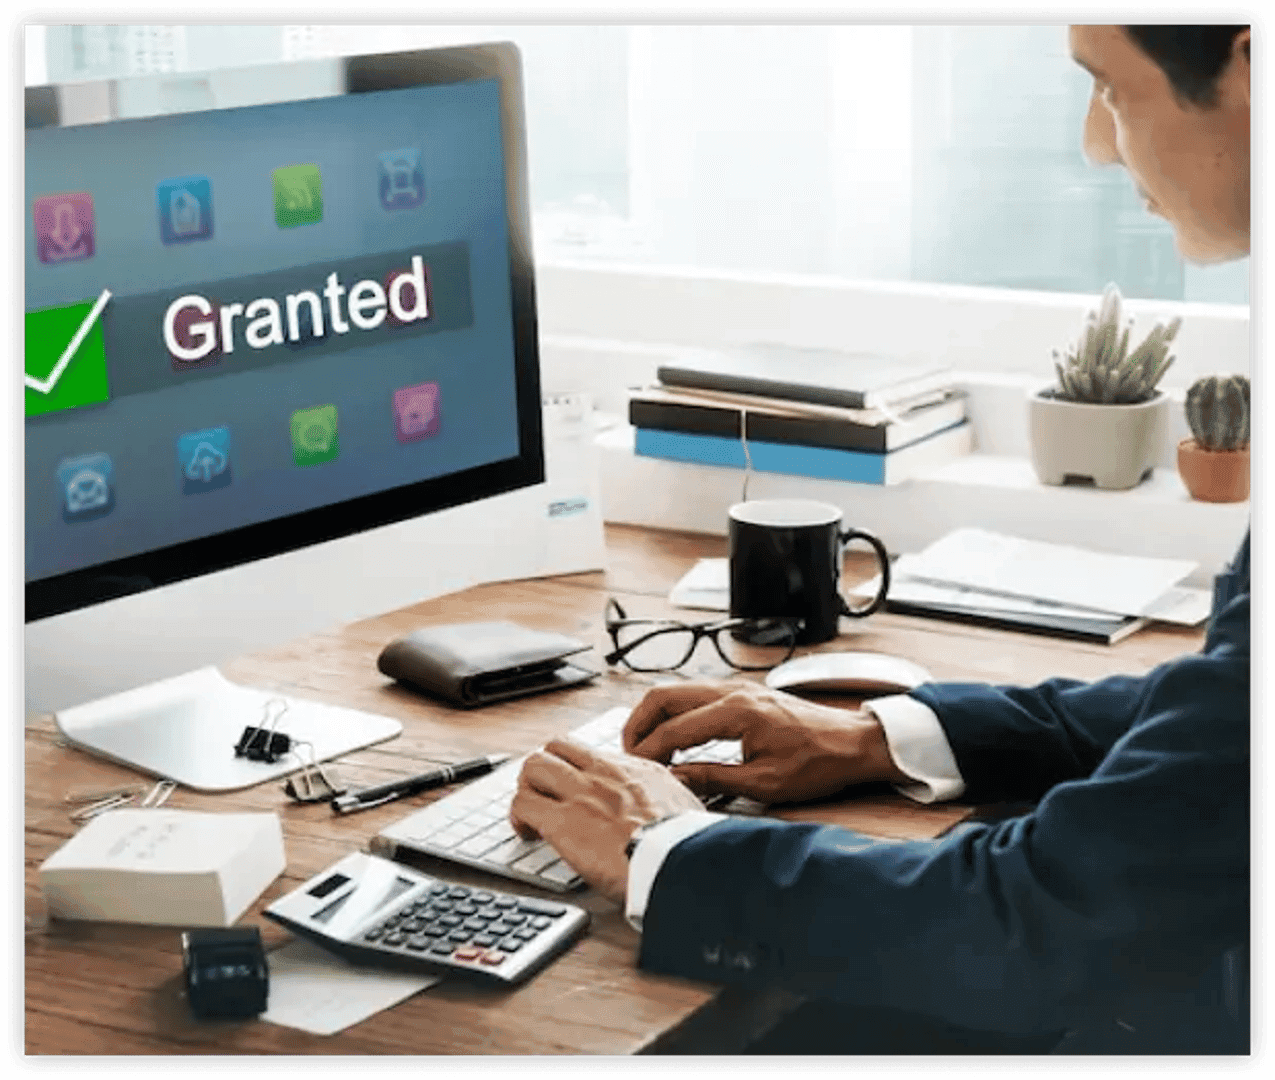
left=638, top=531, right=1249, bottom=1052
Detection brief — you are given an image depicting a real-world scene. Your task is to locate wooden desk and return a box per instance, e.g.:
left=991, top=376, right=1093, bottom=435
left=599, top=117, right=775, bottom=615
left=25, top=524, right=1204, bottom=1055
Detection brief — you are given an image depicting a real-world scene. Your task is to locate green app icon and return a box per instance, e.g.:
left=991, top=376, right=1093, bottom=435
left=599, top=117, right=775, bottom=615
left=273, top=164, right=323, bottom=228
left=291, top=404, right=340, bottom=467
left=25, top=291, right=111, bottom=418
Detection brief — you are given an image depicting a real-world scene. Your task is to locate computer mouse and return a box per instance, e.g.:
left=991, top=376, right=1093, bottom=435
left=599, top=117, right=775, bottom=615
left=764, top=651, right=932, bottom=696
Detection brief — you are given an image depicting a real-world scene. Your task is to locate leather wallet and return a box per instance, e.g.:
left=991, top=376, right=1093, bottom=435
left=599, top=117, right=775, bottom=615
left=376, top=621, right=597, bottom=708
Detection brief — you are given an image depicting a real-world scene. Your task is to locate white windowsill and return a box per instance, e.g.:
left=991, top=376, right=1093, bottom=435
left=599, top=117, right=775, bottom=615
left=594, top=424, right=1248, bottom=587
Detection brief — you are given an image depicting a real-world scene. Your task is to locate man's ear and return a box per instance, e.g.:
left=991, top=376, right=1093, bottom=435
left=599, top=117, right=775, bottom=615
left=1231, top=27, right=1251, bottom=108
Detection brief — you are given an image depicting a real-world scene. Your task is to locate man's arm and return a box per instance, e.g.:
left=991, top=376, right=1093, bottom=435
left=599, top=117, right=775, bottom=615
left=637, top=594, right=1249, bottom=1037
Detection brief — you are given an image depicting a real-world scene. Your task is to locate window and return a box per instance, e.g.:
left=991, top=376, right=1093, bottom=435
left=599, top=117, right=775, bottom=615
left=32, top=23, right=1248, bottom=304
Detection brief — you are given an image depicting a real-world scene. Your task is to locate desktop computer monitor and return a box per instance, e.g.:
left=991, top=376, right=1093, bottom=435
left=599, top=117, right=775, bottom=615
left=24, top=43, right=544, bottom=624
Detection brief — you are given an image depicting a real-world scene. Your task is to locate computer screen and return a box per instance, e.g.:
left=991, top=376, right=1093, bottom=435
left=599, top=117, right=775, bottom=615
left=24, top=43, right=543, bottom=621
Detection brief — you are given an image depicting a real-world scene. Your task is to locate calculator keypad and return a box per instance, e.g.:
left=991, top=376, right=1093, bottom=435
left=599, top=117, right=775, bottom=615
left=363, top=886, right=569, bottom=968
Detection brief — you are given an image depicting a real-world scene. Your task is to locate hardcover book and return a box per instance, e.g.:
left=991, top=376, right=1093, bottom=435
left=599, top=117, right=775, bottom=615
left=655, top=343, right=955, bottom=411
left=628, top=387, right=967, bottom=453
left=632, top=421, right=973, bottom=485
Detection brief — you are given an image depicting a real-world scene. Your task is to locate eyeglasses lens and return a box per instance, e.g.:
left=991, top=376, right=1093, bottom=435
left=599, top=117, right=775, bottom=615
left=716, top=620, right=797, bottom=670
left=613, top=623, right=698, bottom=671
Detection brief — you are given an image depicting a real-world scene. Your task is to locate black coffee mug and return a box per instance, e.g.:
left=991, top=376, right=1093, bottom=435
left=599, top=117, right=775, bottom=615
left=729, top=499, right=891, bottom=645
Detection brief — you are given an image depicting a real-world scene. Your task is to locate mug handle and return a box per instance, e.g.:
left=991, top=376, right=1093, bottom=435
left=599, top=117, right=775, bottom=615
left=838, top=528, right=891, bottom=617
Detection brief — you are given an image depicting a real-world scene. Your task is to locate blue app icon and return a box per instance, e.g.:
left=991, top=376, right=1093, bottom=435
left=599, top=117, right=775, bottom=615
left=378, top=148, right=426, bottom=210
left=157, top=175, right=214, bottom=244
left=57, top=451, right=115, bottom=523
left=177, top=425, right=232, bottom=494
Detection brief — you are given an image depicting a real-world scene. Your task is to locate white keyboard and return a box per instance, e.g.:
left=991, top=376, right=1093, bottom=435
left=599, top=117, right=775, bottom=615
left=370, top=707, right=740, bottom=892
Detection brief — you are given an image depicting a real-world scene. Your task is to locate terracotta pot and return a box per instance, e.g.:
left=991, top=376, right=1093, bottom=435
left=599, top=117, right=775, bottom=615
left=1177, top=438, right=1250, bottom=503
left=1029, top=389, right=1169, bottom=490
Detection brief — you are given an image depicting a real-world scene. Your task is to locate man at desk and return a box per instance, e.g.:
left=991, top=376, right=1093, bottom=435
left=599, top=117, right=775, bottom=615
left=511, top=25, right=1250, bottom=1054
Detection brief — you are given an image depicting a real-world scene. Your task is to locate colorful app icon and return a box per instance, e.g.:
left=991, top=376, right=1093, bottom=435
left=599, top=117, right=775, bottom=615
left=290, top=404, right=339, bottom=467
left=34, top=192, right=95, bottom=263
left=273, top=164, right=323, bottom=229
left=56, top=452, right=115, bottom=522
left=392, top=385, right=443, bottom=443
left=157, top=175, right=214, bottom=244
left=25, top=292, right=111, bottom=419
left=177, top=425, right=232, bottom=494
left=378, top=148, right=425, bottom=210
left=392, top=382, right=441, bottom=442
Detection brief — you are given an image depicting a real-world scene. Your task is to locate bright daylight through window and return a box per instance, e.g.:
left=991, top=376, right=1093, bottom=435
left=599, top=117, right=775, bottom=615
left=34, top=23, right=1248, bottom=304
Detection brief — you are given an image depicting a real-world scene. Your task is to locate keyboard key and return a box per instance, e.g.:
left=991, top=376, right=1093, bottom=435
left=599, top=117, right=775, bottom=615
left=483, top=837, right=546, bottom=868
left=498, top=938, right=524, bottom=953
left=453, top=946, right=483, bottom=962
left=473, top=933, right=498, bottom=947
left=429, top=942, right=455, bottom=957
left=479, top=950, right=506, bottom=966
left=530, top=916, right=552, bottom=930
left=447, top=886, right=472, bottom=898
left=540, top=860, right=582, bottom=887
left=510, top=846, right=560, bottom=875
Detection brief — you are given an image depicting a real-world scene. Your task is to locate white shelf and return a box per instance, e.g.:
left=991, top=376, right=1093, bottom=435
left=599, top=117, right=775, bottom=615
left=596, top=425, right=1248, bottom=586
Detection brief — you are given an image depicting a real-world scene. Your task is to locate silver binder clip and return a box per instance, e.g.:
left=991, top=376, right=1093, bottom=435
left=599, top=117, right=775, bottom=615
left=282, top=741, right=345, bottom=804
left=140, top=780, right=177, bottom=808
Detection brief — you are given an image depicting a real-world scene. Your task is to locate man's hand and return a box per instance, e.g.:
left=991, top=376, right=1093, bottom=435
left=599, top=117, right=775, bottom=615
left=623, top=681, right=909, bottom=803
left=509, top=739, right=703, bottom=905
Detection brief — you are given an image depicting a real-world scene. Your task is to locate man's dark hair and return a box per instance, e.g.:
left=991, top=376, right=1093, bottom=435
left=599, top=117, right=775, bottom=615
left=1124, top=25, right=1249, bottom=107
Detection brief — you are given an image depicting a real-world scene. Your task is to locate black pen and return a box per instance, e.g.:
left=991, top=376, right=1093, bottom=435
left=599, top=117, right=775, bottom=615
left=331, top=753, right=511, bottom=814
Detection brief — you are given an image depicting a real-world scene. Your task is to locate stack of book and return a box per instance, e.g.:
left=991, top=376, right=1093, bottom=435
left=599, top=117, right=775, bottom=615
left=629, top=344, right=971, bottom=485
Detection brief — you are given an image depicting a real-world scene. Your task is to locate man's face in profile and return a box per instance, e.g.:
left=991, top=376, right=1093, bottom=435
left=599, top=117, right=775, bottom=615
left=1069, top=25, right=1250, bottom=264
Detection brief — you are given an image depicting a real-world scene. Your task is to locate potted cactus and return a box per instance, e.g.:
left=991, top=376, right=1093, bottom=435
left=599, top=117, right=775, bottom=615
left=1029, top=282, right=1180, bottom=490
left=1178, top=374, right=1250, bottom=503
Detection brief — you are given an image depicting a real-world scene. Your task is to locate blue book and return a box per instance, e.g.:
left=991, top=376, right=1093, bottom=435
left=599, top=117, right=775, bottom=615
left=633, top=421, right=972, bottom=485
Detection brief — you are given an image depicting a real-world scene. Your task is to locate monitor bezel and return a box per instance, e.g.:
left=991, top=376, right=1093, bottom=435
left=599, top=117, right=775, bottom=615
left=24, top=42, right=545, bottom=622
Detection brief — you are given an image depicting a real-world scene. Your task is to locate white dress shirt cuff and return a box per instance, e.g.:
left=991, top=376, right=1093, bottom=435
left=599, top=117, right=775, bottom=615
left=625, top=810, right=727, bottom=931
left=864, top=694, right=966, bottom=804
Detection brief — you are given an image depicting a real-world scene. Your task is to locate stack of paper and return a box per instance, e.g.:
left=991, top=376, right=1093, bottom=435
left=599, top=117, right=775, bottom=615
left=852, top=529, right=1211, bottom=644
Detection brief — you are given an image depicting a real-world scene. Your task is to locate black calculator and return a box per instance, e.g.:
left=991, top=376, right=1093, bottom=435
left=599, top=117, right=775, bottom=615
left=264, top=850, right=590, bottom=985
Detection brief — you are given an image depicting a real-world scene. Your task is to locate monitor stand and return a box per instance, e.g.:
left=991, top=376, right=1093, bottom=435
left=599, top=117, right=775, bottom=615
left=53, top=666, right=402, bottom=792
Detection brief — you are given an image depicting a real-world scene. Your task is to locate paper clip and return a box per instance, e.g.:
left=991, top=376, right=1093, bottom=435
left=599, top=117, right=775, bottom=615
left=140, top=780, right=177, bottom=808
left=64, top=784, right=144, bottom=806
left=282, top=741, right=345, bottom=804
left=69, top=793, right=135, bottom=822
left=234, top=697, right=293, bottom=762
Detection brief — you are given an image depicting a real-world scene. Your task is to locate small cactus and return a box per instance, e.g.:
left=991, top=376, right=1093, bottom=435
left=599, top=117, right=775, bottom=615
left=1185, top=374, right=1250, bottom=451
left=1051, top=282, right=1179, bottom=404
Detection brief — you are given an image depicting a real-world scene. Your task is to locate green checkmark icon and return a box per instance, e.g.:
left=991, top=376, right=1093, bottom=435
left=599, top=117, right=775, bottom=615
left=25, top=292, right=112, bottom=418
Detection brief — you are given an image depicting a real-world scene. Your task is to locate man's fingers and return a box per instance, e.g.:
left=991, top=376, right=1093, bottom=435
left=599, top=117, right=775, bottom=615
left=509, top=785, right=556, bottom=841
left=672, top=760, right=769, bottom=801
left=622, top=683, right=737, bottom=751
left=519, top=745, right=587, bottom=798
left=629, top=693, right=752, bottom=763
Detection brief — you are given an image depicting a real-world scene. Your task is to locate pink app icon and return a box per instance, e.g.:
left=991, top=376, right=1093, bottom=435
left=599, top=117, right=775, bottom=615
left=393, top=382, right=442, bottom=442
left=34, top=192, right=95, bottom=263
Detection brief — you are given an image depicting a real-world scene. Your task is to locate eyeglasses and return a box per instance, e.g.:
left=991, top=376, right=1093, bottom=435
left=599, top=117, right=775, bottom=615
left=604, top=597, right=801, bottom=673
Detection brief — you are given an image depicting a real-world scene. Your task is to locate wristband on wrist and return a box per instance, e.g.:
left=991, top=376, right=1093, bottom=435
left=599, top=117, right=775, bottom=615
left=624, top=813, right=683, bottom=860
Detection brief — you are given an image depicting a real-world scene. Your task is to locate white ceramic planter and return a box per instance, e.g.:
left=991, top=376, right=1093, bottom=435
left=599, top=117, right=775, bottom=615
left=1028, top=389, right=1170, bottom=490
